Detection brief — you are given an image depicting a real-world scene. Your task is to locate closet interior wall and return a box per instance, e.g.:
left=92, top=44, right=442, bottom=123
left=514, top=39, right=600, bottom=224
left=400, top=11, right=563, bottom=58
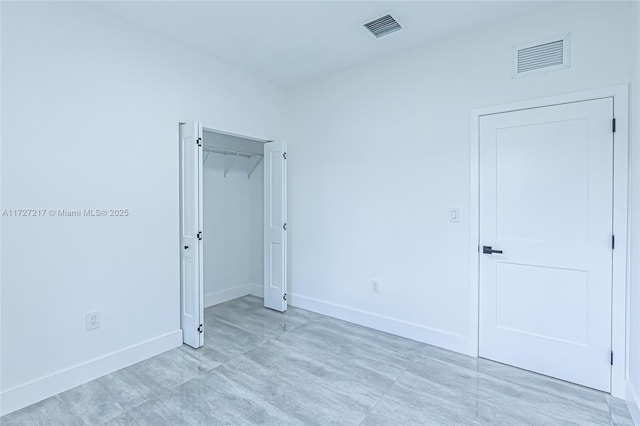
left=202, top=130, right=265, bottom=307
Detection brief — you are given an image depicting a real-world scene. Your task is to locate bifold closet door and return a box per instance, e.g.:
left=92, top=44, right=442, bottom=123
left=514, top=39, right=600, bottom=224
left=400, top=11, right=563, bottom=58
left=264, top=141, right=287, bottom=311
left=179, top=122, right=204, bottom=348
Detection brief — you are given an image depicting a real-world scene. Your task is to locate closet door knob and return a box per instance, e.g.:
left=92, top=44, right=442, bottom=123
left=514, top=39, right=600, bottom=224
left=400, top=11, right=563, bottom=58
left=184, top=245, right=189, bottom=249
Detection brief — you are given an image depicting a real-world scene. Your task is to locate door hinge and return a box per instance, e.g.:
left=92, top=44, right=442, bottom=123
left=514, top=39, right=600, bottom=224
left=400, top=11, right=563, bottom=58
left=611, top=351, right=614, bottom=366
left=283, top=223, right=287, bottom=231
left=283, top=152, right=287, bottom=160
left=197, top=324, right=204, bottom=333
left=197, top=231, right=203, bottom=241
left=197, top=137, right=202, bottom=147
left=612, top=234, right=615, bottom=250
left=612, top=118, right=616, bottom=133
left=283, top=293, right=287, bottom=301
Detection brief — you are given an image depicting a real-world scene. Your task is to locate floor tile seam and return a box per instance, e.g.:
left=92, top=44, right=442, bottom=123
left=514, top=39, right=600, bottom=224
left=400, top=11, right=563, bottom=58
left=402, top=368, right=607, bottom=415
left=207, top=315, right=294, bottom=339
left=268, top=337, right=421, bottom=391
left=88, top=379, right=133, bottom=416
left=237, top=339, right=360, bottom=383
left=416, top=355, right=609, bottom=409
left=200, top=366, right=312, bottom=425
left=124, top=358, right=210, bottom=407
left=216, top=316, right=318, bottom=345
left=207, top=333, right=287, bottom=373
left=360, top=348, right=467, bottom=417
left=475, top=360, right=613, bottom=399
left=293, top=324, right=424, bottom=361
left=355, top=350, right=421, bottom=425
left=475, top=373, right=609, bottom=410
left=214, top=341, right=389, bottom=417
left=231, top=309, right=320, bottom=328
left=270, top=318, right=315, bottom=335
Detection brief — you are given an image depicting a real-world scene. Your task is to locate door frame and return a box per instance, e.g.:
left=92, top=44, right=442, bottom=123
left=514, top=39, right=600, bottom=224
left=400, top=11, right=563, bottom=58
left=469, top=85, right=629, bottom=398
left=178, top=122, right=285, bottom=344
left=198, top=124, right=288, bottom=312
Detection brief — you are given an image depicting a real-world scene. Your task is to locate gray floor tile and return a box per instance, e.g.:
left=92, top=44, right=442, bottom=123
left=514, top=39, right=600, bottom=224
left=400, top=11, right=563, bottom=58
left=128, top=348, right=207, bottom=393
left=97, top=363, right=163, bottom=410
left=208, top=303, right=314, bottom=339
left=1, top=295, right=634, bottom=426
left=123, top=399, right=187, bottom=425
left=56, top=380, right=125, bottom=424
left=164, top=369, right=302, bottom=425
left=275, top=320, right=418, bottom=392
left=180, top=318, right=269, bottom=368
left=361, top=382, right=483, bottom=426
left=216, top=339, right=382, bottom=420
left=102, top=412, right=140, bottom=426
left=0, top=394, right=86, bottom=426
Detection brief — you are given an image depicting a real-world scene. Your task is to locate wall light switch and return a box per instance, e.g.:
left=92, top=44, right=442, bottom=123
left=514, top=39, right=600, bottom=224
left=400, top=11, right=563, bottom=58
left=86, top=311, right=100, bottom=331
left=449, top=208, right=459, bottom=223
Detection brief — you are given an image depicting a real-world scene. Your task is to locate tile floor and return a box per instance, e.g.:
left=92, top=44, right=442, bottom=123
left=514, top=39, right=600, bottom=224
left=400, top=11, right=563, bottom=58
left=0, top=295, right=634, bottom=425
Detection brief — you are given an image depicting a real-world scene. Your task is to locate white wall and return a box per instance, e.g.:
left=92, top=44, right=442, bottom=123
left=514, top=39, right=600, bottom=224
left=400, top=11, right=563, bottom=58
left=203, top=162, right=251, bottom=305
left=202, top=138, right=264, bottom=306
left=285, top=1, right=634, bottom=357
left=0, top=2, right=283, bottom=415
left=626, top=1, right=640, bottom=421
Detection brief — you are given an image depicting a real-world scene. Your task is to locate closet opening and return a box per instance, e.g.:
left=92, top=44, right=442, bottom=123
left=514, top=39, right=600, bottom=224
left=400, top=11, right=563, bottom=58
left=179, top=122, right=287, bottom=349
left=203, top=130, right=266, bottom=310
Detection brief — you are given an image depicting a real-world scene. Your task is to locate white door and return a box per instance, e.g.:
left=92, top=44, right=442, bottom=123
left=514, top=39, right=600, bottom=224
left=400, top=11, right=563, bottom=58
left=479, top=98, right=614, bottom=391
left=264, top=141, right=287, bottom=311
left=179, top=122, right=204, bottom=348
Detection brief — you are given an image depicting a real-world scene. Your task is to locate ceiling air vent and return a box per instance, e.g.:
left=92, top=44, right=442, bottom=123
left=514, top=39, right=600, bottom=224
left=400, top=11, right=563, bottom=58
left=363, top=14, right=401, bottom=38
left=513, top=34, right=571, bottom=78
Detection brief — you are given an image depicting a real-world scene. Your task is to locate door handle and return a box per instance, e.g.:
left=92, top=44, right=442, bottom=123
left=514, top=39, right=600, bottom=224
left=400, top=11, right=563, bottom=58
left=482, top=246, right=503, bottom=254
left=184, top=245, right=189, bottom=250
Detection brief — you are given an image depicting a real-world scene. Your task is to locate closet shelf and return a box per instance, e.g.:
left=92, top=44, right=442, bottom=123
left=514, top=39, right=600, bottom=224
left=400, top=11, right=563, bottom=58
left=203, top=146, right=264, bottom=179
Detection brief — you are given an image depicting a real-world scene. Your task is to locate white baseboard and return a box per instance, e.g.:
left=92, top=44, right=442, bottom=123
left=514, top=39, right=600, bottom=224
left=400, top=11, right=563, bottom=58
left=627, top=380, right=640, bottom=426
left=289, top=293, right=471, bottom=356
left=0, top=329, right=182, bottom=417
left=204, top=284, right=249, bottom=307
left=204, top=283, right=264, bottom=307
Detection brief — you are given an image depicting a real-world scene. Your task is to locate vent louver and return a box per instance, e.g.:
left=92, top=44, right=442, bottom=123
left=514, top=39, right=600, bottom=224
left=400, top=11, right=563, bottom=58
left=363, top=14, right=401, bottom=38
left=513, top=34, right=571, bottom=78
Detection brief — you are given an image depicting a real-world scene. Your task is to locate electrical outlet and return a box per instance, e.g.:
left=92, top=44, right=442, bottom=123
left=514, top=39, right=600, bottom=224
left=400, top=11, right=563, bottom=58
left=86, top=311, right=100, bottom=331
left=371, top=280, right=380, bottom=294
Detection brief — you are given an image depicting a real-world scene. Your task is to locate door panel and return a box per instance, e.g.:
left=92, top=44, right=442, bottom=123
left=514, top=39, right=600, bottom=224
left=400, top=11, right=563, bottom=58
left=264, top=141, right=287, bottom=311
left=479, top=98, right=613, bottom=391
left=179, top=122, right=204, bottom=348
left=496, top=263, right=588, bottom=345
left=495, top=120, right=589, bottom=244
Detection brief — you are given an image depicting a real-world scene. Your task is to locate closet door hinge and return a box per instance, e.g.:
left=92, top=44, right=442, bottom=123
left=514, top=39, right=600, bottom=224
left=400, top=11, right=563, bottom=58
left=196, top=137, right=202, bottom=147
left=283, top=293, right=287, bottom=301
left=283, top=152, right=287, bottom=160
left=197, top=324, right=204, bottom=334
left=611, top=351, right=614, bottom=366
left=612, top=235, right=615, bottom=250
left=197, top=231, right=203, bottom=241
left=612, top=118, right=616, bottom=133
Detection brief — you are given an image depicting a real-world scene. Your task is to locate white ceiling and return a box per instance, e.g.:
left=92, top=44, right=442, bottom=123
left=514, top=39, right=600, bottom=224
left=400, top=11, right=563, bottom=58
left=94, top=1, right=559, bottom=87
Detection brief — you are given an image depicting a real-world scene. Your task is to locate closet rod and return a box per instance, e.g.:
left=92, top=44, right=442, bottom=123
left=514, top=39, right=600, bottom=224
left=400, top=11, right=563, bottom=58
left=203, top=146, right=263, bottom=159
